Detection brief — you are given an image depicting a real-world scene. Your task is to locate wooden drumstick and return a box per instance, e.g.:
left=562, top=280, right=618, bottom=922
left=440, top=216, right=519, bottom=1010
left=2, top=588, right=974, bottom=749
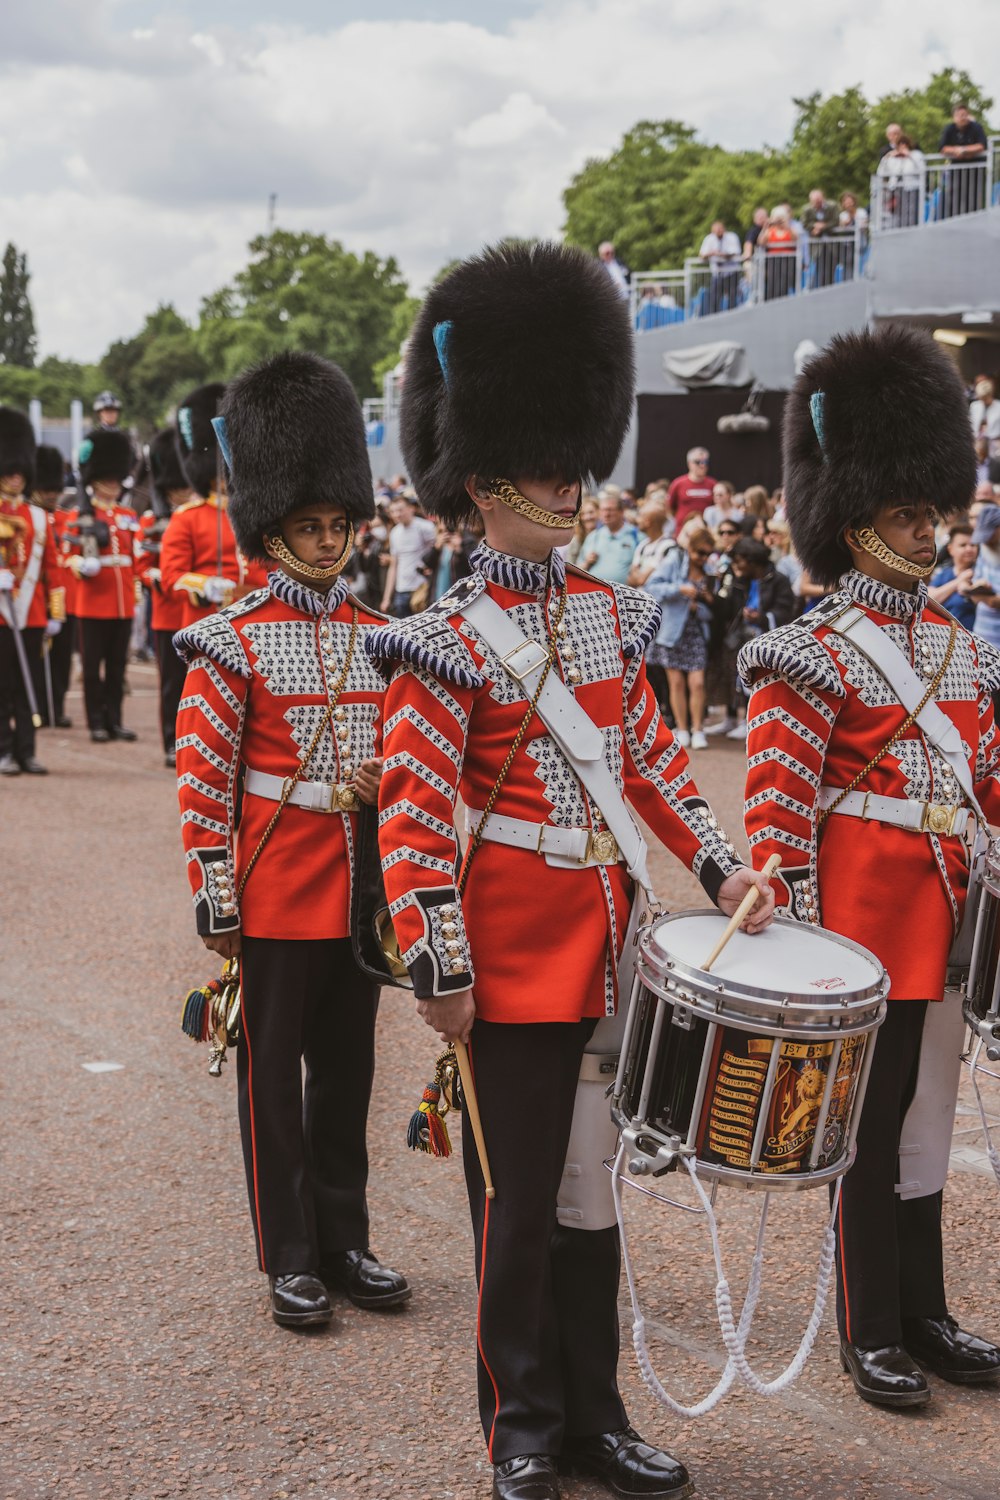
left=453, top=1038, right=496, bottom=1200
left=702, top=853, right=781, bottom=972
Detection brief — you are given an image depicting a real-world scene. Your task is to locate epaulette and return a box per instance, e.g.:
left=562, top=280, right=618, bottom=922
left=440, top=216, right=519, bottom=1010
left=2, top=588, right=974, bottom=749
left=173, top=496, right=206, bottom=514
left=606, top=580, right=662, bottom=659
left=364, top=573, right=486, bottom=689
left=738, top=606, right=846, bottom=697
left=172, top=589, right=269, bottom=677
left=974, top=635, right=1000, bottom=695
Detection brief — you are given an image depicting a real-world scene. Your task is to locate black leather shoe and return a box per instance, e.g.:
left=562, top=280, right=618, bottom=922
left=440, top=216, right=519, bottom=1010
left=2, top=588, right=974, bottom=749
left=90, top=729, right=111, bottom=743
left=164, top=750, right=176, bottom=768
left=321, top=1248, right=411, bottom=1308
left=902, top=1316, right=1000, bottom=1385
left=55, top=715, right=72, bottom=729
left=560, top=1428, right=693, bottom=1497
left=839, top=1341, right=930, bottom=1407
left=268, top=1272, right=332, bottom=1329
left=109, top=726, right=137, bottom=741
left=19, top=758, right=48, bottom=775
left=0, top=754, right=21, bottom=775
left=492, top=1455, right=560, bottom=1500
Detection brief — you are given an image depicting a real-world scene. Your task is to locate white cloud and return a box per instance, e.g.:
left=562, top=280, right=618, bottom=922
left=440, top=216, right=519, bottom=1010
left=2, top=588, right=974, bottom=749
left=2, top=0, right=999, bottom=363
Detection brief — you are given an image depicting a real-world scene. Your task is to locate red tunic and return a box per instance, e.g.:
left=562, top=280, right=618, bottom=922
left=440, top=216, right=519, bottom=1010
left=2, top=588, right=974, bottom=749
left=60, top=500, right=140, bottom=621
left=135, top=512, right=185, bottom=632
left=369, top=545, right=742, bottom=1021
left=174, top=572, right=388, bottom=941
left=0, top=498, right=63, bottom=629
left=159, top=495, right=267, bottom=628
left=741, top=570, right=1000, bottom=1000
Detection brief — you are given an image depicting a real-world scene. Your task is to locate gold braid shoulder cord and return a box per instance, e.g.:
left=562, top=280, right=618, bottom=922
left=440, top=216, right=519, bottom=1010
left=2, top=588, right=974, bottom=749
left=817, top=617, right=958, bottom=827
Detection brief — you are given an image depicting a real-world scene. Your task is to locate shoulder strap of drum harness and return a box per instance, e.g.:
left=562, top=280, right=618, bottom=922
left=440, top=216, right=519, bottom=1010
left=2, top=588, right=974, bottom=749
left=459, top=588, right=656, bottom=907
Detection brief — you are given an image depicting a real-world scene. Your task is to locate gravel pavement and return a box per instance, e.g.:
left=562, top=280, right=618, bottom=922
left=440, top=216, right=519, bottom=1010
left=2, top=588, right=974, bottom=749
left=3, top=665, right=1000, bottom=1500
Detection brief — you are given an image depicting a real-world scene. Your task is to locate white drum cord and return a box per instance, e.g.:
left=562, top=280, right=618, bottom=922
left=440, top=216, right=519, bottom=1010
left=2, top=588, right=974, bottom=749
left=612, top=1143, right=840, bottom=1413
left=967, top=1036, right=1000, bottom=1190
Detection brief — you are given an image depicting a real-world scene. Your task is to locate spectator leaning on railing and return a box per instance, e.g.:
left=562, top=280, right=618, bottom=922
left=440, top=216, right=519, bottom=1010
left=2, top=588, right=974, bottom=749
left=699, top=218, right=742, bottom=313
left=801, top=188, right=837, bottom=285
left=597, top=240, right=630, bottom=299
left=939, top=101, right=989, bottom=216
left=876, top=135, right=925, bottom=228
left=743, top=207, right=768, bottom=262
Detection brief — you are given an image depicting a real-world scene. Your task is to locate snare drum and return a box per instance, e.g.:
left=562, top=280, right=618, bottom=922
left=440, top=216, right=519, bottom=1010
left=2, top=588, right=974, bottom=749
left=613, top=911, right=887, bottom=1190
left=963, top=843, right=1000, bottom=1051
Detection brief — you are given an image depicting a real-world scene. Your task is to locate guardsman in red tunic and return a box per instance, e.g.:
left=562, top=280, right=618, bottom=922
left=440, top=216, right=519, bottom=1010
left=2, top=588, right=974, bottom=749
left=174, top=351, right=409, bottom=1331
left=159, top=382, right=267, bottom=628
left=370, top=244, right=773, bottom=1500
left=135, top=428, right=192, bottom=767
left=60, top=428, right=140, bottom=743
left=740, top=326, right=1000, bottom=1408
left=0, top=410, right=64, bottom=774
left=31, top=444, right=74, bottom=730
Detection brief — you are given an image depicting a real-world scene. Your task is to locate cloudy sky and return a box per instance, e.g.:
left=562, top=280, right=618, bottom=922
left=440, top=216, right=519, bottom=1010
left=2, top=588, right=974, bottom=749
left=3, top=0, right=999, bottom=363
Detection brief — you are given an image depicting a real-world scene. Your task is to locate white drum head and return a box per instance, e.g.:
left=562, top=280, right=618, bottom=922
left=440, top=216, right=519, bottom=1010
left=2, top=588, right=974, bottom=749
left=647, top=911, right=883, bottom=999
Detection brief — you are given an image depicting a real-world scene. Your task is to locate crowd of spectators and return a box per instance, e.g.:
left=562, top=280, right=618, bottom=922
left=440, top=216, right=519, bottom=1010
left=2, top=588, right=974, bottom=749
left=366, top=388, right=1000, bottom=741
left=621, top=101, right=993, bottom=319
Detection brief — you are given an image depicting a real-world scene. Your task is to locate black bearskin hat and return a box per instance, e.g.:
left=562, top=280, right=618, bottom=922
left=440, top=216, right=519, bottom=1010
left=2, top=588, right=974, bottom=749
left=401, top=241, right=635, bottom=525
left=0, top=406, right=36, bottom=489
left=221, top=351, right=375, bottom=562
left=176, top=382, right=226, bottom=498
left=784, top=324, right=976, bottom=587
left=148, top=426, right=189, bottom=517
left=79, top=427, right=133, bottom=486
left=34, top=445, right=66, bottom=494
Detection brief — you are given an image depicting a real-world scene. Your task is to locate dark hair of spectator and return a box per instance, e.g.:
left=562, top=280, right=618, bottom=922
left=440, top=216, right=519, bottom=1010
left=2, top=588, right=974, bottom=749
left=738, top=514, right=760, bottom=537
left=897, top=134, right=913, bottom=149
left=731, top=538, right=772, bottom=570
left=948, top=521, right=973, bottom=540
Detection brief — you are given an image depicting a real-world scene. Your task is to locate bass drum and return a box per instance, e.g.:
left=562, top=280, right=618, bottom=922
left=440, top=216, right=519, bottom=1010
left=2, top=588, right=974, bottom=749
left=963, top=843, right=1000, bottom=1052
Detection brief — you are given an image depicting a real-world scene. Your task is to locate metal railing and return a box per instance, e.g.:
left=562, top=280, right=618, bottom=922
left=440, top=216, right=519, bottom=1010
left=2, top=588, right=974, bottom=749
left=362, top=397, right=386, bottom=448
left=870, top=137, right=1000, bottom=232
left=630, top=229, right=868, bottom=332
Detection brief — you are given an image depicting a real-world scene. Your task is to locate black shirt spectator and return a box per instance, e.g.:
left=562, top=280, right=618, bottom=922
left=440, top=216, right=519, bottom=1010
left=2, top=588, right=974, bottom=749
left=940, top=104, right=989, bottom=216
left=939, top=113, right=988, bottom=163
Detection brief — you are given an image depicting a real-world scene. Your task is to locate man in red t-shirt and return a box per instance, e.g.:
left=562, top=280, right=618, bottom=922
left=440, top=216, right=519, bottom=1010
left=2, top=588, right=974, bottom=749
left=666, top=446, right=717, bottom=531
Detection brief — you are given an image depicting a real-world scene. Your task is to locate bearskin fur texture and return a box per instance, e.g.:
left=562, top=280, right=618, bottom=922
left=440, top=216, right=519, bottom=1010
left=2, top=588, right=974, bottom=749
left=34, top=444, right=66, bottom=495
left=148, top=426, right=188, bottom=517
left=79, top=427, right=133, bottom=486
left=176, top=382, right=226, bottom=499
left=0, top=406, right=36, bottom=489
left=784, top=324, right=976, bottom=586
left=401, top=241, right=635, bottom=526
left=221, top=351, right=374, bottom=561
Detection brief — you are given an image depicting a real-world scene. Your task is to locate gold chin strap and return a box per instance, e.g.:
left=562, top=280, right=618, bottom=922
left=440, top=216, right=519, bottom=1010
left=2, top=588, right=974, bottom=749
left=852, top=525, right=935, bottom=580
left=488, top=478, right=580, bottom=531
left=267, top=522, right=355, bottom=581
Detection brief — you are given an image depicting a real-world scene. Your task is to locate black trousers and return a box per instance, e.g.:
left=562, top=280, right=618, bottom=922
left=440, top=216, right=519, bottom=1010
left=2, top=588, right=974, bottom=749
left=464, top=1019, right=627, bottom=1463
left=833, top=1000, right=947, bottom=1348
left=80, top=617, right=131, bottom=732
left=153, top=628, right=186, bottom=754
left=237, top=936, right=378, bottom=1276
left=0, top=624, right=42, bottom=761
left=48, top=616, right=76, bottom=721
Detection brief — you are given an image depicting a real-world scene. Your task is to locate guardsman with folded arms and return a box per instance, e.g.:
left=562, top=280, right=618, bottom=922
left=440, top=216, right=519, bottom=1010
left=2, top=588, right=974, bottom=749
left=368, top=243, right=773, bottom=1500
left=174, top=352, right=409, bottom=1331
left=159, top=382, right=267, bottom=628
left=740, top=326, right=1000, bottom=1408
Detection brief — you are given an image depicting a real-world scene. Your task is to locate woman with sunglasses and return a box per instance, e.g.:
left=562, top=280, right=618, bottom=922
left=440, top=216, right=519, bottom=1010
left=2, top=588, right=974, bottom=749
left=645, top=524, right=717, bottom=748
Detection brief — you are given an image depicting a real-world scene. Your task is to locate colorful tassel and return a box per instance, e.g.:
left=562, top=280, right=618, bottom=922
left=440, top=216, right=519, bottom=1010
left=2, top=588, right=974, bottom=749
left=407, top=1048, right=461, bottom=1158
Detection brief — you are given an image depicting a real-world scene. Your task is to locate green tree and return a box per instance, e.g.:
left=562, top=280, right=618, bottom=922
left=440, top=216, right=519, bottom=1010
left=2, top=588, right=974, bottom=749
left=196, top=230, right=411, bottom=398
left=100, top=303, right=207, bottom=430
left=0, top=356, right=102, bottom=416
left=0, top=243, right=37, bottom=368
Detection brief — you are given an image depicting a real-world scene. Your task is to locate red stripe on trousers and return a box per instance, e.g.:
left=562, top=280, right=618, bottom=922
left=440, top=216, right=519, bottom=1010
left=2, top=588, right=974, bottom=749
left=240, top=985, right=267, bottom=1274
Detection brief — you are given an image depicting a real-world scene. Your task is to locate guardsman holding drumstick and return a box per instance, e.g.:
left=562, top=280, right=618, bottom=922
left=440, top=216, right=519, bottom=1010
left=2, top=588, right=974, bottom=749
left=368, top=242, right=773, bottom=1500
left=740, top=325, right=1000, bottom=1408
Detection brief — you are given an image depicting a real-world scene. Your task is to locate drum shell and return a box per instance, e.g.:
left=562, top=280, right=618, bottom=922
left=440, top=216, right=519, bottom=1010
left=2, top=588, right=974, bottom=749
left=963, top=848, right=1000, bottom=1046
left=613, top=912, right=887, bottom=1192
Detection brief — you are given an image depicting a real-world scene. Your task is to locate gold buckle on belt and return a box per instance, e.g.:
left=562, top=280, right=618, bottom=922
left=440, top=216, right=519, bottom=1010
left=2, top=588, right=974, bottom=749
left=501, top=639, right=548, bottom=682
left=281, top=778, right=358, bottom=813
left=921, top=802, right=958, bottom=836
left=582, top=829, right=619, bottom=864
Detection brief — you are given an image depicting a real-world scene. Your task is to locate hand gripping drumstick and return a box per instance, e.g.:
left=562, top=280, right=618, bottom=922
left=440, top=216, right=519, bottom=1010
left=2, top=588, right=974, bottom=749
left=702, top=854, right=781, bottom=972
left=453, top=1038, right=496, bottom=1200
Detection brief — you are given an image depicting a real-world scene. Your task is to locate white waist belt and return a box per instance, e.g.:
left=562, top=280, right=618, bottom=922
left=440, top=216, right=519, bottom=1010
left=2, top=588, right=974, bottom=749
left=818, top=786, right=969, bottom=838
left=465, top=808, right=621, bottom=868
left=245, top=767, right=359, bottom=813
left=99, top=555, right=131, bottom=568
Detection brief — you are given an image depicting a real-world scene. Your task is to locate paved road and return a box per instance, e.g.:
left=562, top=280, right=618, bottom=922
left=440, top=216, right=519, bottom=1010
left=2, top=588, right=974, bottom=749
left=3, top=665, right=999, bottom=1499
